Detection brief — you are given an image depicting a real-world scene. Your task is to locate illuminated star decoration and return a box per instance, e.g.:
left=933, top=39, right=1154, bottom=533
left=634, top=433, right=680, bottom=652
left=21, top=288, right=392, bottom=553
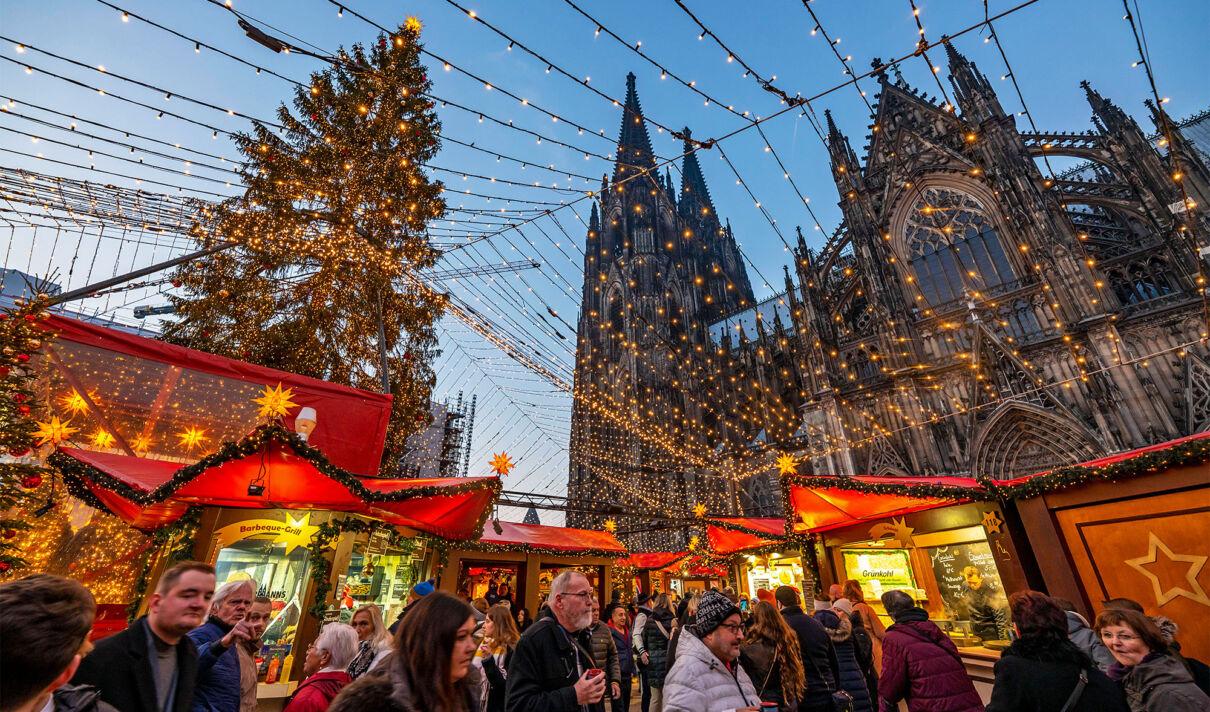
left=89, top=429, right=116, bottom=450
left=34, top=416, right=79, bottom=446
left=130, top=434, right=155, bottom=453
left=688, top=535, right=700, bottom=550
left=693, top=502, right=707, bottom=518
left=253, top=382, right=298, bottom=420
left=405, top=15, right=423, bottom=33
left=489, top=452, right=514, bottom=476
left=775, top=453, right=799, bottom=476
left=177, top=427, right=208, bottom=451
left=58, top=389, right=98, bottom=417
left=1124, top=531, right=1210, bottom=607
left=604, top=519, right=617, bottom=533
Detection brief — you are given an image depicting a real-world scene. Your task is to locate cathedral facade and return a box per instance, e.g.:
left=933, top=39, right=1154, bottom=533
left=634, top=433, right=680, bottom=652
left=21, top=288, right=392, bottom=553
left=569, top=45, right=1210, bottom=550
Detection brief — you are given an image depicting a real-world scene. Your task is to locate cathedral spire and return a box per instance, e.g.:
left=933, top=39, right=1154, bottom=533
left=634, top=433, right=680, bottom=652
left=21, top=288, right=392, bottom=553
left=825, top=110, right=860, bottom=181
left=589, top=200, right=600, bottom=233
left=1081, top=80, right=1134, bottom=132
left=613, top=72, right=656, bottom=182
left=944, top=37, right=1003, bottom=122
left=678, top=127, right=716, bottom=220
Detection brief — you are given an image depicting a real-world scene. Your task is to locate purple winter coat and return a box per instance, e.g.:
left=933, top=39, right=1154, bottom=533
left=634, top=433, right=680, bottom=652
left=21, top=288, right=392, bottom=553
left=878, top=613, right=983, bottom=712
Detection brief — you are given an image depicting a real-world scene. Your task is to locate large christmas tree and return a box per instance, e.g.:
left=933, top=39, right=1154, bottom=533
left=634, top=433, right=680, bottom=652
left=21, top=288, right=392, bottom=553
left=0, top=294, right=54, bottom=572
left=164, top=19, right=445, bottom=471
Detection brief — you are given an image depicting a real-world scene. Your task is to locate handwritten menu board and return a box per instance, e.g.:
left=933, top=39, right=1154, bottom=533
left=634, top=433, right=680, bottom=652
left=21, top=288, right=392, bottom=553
left=841, top=549, right=916, bottom=601
left=927, top=540, right=1003, bottom=616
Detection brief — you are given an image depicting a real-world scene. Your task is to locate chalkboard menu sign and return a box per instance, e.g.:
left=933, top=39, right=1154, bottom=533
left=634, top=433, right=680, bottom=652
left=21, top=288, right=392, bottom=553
left=926, top=540, right=1005, bottom=619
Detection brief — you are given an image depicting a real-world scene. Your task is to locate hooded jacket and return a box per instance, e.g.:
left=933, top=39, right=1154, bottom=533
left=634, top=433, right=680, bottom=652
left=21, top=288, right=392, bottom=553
left=283, top=671, right=352, bottom=712
left=661, top=625, right=760, bottom=712
left=328, top=657, right=480, bottom=712
left=984, top=635, right=1128, bottom=712
left=1116, top=653, right=1210, bottom=712
left=1065, top=611, right=1114, bottom=672
left=877, top=608, right=983, bottom=712
left=187, top=616, right=243, bottom=712
left=817, top=609, right=873, bottom=712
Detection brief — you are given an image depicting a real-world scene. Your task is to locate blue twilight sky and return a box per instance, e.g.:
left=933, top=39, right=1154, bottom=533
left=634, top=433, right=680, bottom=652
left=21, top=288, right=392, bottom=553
left=1, top=0, right=1207, bottom=521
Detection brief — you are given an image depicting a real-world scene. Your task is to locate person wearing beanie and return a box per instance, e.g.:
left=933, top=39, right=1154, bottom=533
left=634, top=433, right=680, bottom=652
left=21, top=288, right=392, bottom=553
left=661, top=591, right=759, bottom=712
left=387, top=579, right=436, bottom=635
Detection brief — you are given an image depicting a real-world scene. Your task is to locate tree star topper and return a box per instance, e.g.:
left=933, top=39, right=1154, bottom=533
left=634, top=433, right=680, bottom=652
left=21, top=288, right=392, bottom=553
left=405, top=15, right=423, bottom=33
left=34, top=415, right=79, bottom=446
left=490, top=452, right=514, bottom=476
left=253, top=382, right=298, bottom=420
left=775, top=453, right=799, bottom=476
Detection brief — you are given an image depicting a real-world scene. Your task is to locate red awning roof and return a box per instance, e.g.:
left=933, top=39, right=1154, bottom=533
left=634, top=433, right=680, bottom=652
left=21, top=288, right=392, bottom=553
left=787, top=476, right=974, bottom=535
left=614, top=552, right=689, bottom=570
left=55, top=428, right=500, bottom=539
left=42, top=314, right=392, bottom=476
left=706, top=517, right=786, bottom=555
left=659, top=555, right=727, bottom=577
left=479, top=521, right=627, bottom=554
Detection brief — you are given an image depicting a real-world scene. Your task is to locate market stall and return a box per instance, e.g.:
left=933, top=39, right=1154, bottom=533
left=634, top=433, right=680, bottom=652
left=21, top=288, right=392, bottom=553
left=1002, top=431, right=1210, bottom=663
left=613, top=551, right=689, bottom=600
left=12, top=313, right=501, bottom=702
left=702, top=517, right=810, bottom=600
left=437, top=520, right=626, bottom=612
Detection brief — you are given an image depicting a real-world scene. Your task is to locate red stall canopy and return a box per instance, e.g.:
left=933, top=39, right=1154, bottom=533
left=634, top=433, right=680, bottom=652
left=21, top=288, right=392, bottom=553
left=706, top=517, right=786, bottom=555
left=479, top=521, right=627, bottom=555
left=786, top=475, right=978, bottom=535
left=42, top=314, right=392, bottom=476
left=995, top=430, right=1210, bottom=490
left=659, top=555, right=727, bottom=577
left=54, top=427, right=501, bottom=540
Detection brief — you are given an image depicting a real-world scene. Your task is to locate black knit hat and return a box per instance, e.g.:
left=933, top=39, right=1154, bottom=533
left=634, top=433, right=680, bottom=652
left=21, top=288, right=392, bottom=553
left=695, top=590, right=741, bottom=637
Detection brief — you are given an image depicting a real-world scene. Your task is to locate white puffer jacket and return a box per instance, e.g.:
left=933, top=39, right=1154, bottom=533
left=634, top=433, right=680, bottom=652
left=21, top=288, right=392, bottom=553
left=661, top=626, right=760, bottom=712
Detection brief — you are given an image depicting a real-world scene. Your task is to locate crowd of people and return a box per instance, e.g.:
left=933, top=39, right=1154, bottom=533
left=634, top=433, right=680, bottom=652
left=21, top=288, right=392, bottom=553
left=2, top=564, right=1208, bottom=712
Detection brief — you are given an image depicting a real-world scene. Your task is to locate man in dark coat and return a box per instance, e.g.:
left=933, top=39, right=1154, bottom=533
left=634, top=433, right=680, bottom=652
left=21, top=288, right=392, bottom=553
left=505, top=570, right=606, bottom=712
left=73, top=562, right=217, bottom=712
left=774, top=585, right=840, bottom=712
left=187, top=580, right=255, bottom=712
left=878, top=590, right=983, bottom=712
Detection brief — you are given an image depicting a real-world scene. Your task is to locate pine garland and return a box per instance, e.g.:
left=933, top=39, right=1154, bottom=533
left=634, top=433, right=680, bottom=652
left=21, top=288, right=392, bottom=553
left=50, top=424, right=502, bottom=511
left=306, top=516, right=417, bottom=619
left=126, top=506, right=202, bottom=621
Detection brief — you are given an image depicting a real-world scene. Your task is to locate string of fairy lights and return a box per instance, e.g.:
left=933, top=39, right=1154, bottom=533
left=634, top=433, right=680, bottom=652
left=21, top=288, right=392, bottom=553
left=1, top=0, right=1204, bottom=544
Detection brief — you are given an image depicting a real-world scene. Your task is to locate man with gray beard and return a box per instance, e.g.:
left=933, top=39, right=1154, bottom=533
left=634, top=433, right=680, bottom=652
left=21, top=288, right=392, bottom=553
left=504, top=570, right=606, bottom=712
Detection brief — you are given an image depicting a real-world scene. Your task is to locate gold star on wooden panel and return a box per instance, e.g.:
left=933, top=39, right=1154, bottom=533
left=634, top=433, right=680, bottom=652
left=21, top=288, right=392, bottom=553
left=1125, top=532, right=1210, bottom=607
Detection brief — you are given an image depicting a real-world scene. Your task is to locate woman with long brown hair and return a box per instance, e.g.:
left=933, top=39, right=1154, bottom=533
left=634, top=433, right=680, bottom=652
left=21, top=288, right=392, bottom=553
left=473, top=603, right=521, bottom=712
left=329, top=592, right=480, bottom=712
left=738, top=600, right=806, bottom=710
left=843, top=579, right=885, bottom=670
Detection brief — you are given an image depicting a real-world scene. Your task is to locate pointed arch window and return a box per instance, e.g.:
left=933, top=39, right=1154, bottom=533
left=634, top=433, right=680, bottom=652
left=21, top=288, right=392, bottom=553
left=904, top=187, right=1016, bottom=307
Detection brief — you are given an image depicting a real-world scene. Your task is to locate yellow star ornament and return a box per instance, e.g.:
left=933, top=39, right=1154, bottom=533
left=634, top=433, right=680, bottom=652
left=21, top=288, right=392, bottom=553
left=604, top=519, right=617, bottom=533
left=89, top=429, right=116, bottom=450
left=253, top=383, right=298, bottom=420
left=177, top=427, right=208, bottom=451
left=490, top=452, right=514, bottom=476
left=775, top=453, right=799, bottom=476
left=405, top=15, right=423, bottom=33
left=58, top=389, right=98, bottom=417
left=693, top=502, right=707, bottom=518
left=34, top=416, right=80, bottom=446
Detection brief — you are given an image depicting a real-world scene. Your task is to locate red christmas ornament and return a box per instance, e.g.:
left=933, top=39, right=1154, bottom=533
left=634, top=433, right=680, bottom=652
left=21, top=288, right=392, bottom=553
left=0, top=561, right=11, bottom=573
left=173, top=280, right=182, bottom=288
left=0, top=367, right=7, bottom=378
left=23, top=314, right=37, bottom=322
left=20, top=474, right=41, bottom=490
left=311, top=113, right=319, bottom=120
left=2, top=529, right=15, bottom=539
left=15, top=354, right=29, bottom=363
left=16, top=405, right=30, bottom=416
left=11, top=393, right=26, bottom=403
left=0, top=313, right=7, bottom=321
left=8, top=448, right=28, bottom=458
left=403, top=351, right=412, bottom=361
